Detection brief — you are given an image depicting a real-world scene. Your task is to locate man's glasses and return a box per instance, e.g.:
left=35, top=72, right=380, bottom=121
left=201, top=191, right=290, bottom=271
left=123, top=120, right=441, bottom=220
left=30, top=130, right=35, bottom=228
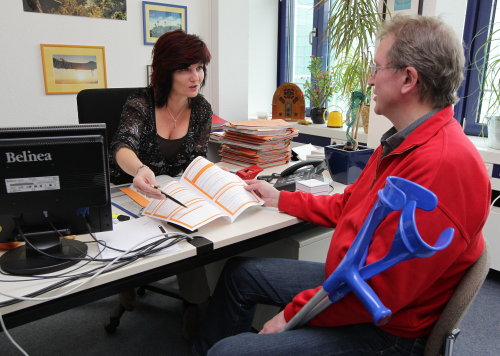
left=369, top=64, right=404, bottom=76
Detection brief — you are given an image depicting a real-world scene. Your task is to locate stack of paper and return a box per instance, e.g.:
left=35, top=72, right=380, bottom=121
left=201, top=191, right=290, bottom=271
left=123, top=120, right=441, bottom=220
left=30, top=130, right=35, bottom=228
left=210, top=119, right=299, bottom=167
left=296, top=179, right=330, bottom=195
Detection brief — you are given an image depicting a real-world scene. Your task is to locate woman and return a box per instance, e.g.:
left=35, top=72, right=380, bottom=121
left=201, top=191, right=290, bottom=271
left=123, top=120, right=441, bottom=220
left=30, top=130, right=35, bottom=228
left=110, top=29, right=212, bottom=200
left=109, top=31, right=213, bottom=332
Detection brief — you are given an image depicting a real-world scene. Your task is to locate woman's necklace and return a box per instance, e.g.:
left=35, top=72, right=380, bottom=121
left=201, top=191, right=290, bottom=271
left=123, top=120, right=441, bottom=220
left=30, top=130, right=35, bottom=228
left=166, top=104, right=187, bottom=128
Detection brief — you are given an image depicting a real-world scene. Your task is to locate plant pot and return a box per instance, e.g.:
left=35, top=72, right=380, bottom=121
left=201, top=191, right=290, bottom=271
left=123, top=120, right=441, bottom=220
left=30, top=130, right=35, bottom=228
left=487, top=116, right=500, bottom=150
left=310, top=107, right=326, bottom=124
left=324, top=144, right=375, bottom=185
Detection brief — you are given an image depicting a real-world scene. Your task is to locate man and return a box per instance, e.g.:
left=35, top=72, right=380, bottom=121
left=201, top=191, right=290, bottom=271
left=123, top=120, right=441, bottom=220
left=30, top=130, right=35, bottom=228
left=192, top=15, right=491, bottom=356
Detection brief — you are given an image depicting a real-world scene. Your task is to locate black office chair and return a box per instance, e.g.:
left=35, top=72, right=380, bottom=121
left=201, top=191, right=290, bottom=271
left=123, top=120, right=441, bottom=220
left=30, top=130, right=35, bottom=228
left=77, top=88, right=189, bottom=334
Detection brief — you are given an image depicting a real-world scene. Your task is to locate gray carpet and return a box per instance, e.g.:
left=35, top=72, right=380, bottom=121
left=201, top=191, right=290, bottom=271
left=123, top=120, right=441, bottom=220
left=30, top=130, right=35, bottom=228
left=1, top=273, right=499, bottom=356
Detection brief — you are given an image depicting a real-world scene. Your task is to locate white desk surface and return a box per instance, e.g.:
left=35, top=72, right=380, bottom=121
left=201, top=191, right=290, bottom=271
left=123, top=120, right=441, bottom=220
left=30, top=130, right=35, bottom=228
left=0, top=162, right=346, bottom=316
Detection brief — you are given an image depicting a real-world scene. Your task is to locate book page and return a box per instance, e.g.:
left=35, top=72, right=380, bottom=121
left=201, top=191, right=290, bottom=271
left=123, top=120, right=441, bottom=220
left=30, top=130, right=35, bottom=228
left=143, top=181, right=227, bottom=231
left=181, top=157, right=263, bottom=221
left=142, top=157, right=263, bottom=231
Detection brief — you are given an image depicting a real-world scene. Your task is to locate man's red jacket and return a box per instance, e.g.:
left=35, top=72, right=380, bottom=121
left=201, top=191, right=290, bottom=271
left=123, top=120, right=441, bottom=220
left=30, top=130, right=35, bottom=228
left=279, top=106, right=491, bottom=337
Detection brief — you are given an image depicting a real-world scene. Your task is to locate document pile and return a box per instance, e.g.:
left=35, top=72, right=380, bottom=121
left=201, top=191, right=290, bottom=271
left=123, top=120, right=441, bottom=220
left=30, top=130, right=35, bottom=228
left=296, top=179, right=330, bottom=195
left=210, top=119, right=299, bottom=167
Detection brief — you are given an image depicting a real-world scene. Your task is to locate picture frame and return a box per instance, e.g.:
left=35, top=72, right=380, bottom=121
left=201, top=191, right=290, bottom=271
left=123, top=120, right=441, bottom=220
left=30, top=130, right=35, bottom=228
left=142, top=1, right=187, bottom=45
left=147, top=65, right=152, bottom=86
left=40, top=44, right=107, bottom=95
left=383, top=0, right=423, bottom=19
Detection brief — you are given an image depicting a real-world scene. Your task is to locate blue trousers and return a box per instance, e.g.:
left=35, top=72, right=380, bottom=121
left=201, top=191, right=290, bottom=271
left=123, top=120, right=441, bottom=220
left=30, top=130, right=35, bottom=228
left=192, top=257, right=427, bottom=356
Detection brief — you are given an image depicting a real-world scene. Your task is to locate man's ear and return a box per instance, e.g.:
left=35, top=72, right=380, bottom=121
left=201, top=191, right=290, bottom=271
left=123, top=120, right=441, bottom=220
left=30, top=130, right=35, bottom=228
left=401, top=67, right=419, bottom=95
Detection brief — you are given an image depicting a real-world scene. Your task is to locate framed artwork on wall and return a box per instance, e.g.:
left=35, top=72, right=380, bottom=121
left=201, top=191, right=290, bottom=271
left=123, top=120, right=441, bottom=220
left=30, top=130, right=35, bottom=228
left=142, top=1, right=187, bottom=45
left=383, top=0, right=423, bottom=18
left=40, top=44, right=107, bottom=95
left=23, top=0, right=127, bottom=20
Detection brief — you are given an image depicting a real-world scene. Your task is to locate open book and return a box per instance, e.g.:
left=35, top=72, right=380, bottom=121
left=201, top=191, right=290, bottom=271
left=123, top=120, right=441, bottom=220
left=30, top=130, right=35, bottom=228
left=142, top=156, right=264, bottom=231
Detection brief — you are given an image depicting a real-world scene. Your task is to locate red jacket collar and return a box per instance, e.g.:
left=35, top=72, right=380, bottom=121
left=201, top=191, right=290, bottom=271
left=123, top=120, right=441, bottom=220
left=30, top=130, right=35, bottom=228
left=390, top=106, right=454, bottom=155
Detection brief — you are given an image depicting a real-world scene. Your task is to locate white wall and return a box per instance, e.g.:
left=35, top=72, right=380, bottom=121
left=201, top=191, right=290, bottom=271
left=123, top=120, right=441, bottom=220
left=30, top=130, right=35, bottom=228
left=0, top=0, right=212, bottom=127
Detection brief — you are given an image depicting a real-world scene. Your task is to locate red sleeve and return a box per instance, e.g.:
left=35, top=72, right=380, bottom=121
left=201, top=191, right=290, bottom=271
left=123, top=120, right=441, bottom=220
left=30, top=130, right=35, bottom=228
left=278, top=183, right=354, bottom=228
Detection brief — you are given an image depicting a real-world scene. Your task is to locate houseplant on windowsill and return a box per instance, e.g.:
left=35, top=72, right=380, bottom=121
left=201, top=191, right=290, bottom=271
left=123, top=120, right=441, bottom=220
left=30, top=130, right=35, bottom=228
left=475, top=25, right=500, bottom=149
left=302, top=55, right=336, bottom=124
left=320, top=0, right=383, bottom=184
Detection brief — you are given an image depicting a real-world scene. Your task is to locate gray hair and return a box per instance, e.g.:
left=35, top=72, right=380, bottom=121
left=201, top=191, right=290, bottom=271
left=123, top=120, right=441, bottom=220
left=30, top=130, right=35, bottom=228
left=378, top=15, right=465, bottom=108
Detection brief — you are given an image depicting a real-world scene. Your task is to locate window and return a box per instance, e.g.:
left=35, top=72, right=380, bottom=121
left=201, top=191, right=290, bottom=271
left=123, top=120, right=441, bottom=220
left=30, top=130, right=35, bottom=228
left=278, top=0, right=329, bottom=110
left=455, top=0, right=498, bottom=136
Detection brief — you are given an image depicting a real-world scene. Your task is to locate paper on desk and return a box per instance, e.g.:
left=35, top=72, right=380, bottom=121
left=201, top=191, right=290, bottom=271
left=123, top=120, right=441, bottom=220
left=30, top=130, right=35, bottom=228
left=292, top=144, right=317, bottom=161
left=94, top=217, right=184, bottom=259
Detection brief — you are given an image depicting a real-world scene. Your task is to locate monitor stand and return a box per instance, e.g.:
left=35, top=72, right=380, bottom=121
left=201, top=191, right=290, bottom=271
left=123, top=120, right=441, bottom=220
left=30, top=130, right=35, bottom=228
left=0, top=238, right=88, bottom=276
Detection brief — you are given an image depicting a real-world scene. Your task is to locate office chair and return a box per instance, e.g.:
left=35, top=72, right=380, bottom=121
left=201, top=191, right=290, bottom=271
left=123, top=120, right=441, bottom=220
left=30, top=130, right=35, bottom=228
left=77, top=87, right=189, bottom=334
left=423, top=242, right=490, bottom=356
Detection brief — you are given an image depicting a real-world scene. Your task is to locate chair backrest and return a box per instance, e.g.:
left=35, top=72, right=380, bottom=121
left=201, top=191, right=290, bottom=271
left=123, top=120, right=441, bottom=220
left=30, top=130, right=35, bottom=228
left=423, top=242, right=490, bottom=356
left=76, top=87, right=143, bottom=146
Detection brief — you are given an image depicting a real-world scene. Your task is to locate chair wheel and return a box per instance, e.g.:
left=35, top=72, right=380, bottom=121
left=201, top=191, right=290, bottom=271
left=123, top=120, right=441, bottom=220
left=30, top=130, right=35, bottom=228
left=104, top=316, right=120, bottom=334
left=137, top=287, right=146, bottom=296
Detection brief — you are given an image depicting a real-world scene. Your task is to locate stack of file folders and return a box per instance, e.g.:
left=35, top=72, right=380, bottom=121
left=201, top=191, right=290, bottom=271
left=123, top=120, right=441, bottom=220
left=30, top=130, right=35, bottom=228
left=210, top=119, right=299, bottom=168
left=295, top=179, right=330, bottom=195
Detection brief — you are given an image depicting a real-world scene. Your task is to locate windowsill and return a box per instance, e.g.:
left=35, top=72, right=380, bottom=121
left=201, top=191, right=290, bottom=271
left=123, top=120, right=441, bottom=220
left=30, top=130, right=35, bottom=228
left=288, top=120, right=368, bottom=144
left=467, top=135, right=500, bottom=165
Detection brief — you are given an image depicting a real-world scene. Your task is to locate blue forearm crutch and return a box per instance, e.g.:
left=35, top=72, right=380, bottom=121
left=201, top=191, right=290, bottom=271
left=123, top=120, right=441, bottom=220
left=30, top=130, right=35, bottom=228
left=283, top=176, right=454, bottom=331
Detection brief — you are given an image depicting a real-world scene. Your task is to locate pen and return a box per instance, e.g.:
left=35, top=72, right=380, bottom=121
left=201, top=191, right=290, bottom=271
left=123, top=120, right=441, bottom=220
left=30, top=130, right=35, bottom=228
left=151, top=185, right=188, bottom=208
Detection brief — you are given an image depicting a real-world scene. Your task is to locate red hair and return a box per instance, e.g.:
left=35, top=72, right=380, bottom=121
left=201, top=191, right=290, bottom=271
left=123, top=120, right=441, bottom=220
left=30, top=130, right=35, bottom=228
left=151, top=30, right=211, bottom=107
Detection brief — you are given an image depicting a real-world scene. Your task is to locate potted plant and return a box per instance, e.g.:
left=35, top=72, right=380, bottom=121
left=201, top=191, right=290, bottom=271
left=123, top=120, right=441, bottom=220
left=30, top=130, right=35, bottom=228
left=321, top=0, right=383, bottom=184
left=302, top=55, right=336, bottom=124
left=475, top=25, right=500, bottom=149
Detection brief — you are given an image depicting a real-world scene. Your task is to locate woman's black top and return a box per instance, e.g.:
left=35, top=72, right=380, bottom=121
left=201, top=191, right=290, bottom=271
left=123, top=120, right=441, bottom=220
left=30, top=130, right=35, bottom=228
left=109, top=87, right=212, bottom=184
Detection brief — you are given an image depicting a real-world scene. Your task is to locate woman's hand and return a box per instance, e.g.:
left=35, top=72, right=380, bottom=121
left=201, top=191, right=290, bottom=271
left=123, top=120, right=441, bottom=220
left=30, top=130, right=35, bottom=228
left=259, top=310, right=287, bottom=334
left=133, top=166, right=163, bottom=200
left=244, top=179, right=280, bottom=208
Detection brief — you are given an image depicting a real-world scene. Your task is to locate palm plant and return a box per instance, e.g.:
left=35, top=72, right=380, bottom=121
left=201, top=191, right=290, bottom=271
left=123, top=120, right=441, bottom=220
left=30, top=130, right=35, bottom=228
left=321, top=0, right=384, bottom=149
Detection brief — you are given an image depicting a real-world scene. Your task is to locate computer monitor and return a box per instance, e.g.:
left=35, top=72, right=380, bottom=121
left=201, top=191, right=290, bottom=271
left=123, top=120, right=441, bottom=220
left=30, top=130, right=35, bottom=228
left=0, top=124, right=113, bottom=275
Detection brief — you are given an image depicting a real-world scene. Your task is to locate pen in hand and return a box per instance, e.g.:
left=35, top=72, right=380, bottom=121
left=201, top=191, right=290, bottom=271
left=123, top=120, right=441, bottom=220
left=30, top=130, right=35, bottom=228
left=151, top=185, right=188, bottom=208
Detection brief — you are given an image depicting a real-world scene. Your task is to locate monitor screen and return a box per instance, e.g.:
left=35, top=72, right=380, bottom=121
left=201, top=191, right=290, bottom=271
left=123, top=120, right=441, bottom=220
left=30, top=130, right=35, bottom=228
left=0, top=124, right=112, bottom=275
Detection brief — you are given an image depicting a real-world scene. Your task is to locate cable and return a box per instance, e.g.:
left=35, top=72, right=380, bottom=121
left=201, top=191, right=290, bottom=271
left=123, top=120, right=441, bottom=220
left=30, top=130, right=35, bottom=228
left=0, top=311, right=29, bottom=356
left=490, top=193, right=500, bottom=214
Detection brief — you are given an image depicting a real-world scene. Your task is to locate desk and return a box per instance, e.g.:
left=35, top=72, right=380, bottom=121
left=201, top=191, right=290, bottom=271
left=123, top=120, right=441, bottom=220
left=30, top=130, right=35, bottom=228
left=0, top=165, right=346, bottom=329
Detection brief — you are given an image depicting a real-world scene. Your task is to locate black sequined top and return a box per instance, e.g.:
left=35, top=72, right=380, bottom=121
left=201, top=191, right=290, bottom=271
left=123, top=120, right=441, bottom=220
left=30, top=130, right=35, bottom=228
left=109, top=88, right=212, bottom=184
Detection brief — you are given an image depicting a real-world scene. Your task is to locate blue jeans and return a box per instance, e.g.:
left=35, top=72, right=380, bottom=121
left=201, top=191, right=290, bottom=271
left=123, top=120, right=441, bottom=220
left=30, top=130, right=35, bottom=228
left=192, top=257, right=427, bottom=356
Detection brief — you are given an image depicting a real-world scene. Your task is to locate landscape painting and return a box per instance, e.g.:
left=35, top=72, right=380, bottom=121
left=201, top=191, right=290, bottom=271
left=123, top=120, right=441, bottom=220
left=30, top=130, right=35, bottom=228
left=23, top=0, right=126, bottom=20
left=40, top=44, right=107, bottom=94
left=143, top=2, right=187, bottom=45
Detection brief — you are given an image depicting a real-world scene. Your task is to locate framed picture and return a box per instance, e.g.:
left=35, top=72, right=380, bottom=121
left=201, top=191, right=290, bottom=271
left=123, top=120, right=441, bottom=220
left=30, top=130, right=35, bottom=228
left=40, top=44, right=107, bottom=94
left=147, top=65, right=152, bottom=86
left=383, top=0, right=423, bottom=19
left=142, top=1, right=187, bottom=45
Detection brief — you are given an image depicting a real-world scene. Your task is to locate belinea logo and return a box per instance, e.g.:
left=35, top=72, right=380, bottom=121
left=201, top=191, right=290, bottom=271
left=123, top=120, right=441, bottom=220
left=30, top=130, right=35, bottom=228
left=5, top=151, right=53, bottom=163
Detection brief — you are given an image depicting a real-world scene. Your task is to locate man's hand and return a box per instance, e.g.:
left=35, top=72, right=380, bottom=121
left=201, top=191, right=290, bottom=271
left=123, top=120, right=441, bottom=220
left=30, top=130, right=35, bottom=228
left=245, top=179, right=281, bottom=208
left=259, top=310, right=287, bottom=334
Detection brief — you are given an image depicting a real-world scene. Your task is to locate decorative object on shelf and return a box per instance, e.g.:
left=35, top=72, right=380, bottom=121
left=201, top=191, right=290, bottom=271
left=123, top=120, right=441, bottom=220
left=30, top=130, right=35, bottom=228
left=23, top=0, right=127, bottom=20
left=325, top=105, right=345, bottom=128
left=324, top=144, right=375, bottom=185
left=40, top=44, right=107, bottom=95
left=323, top=0, right=384, bottom=148
left=272, top=83, right=305, bottom=122
left=142, top=1, right=187, bottom=45
left=303, top=56, right=335, bottom=124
